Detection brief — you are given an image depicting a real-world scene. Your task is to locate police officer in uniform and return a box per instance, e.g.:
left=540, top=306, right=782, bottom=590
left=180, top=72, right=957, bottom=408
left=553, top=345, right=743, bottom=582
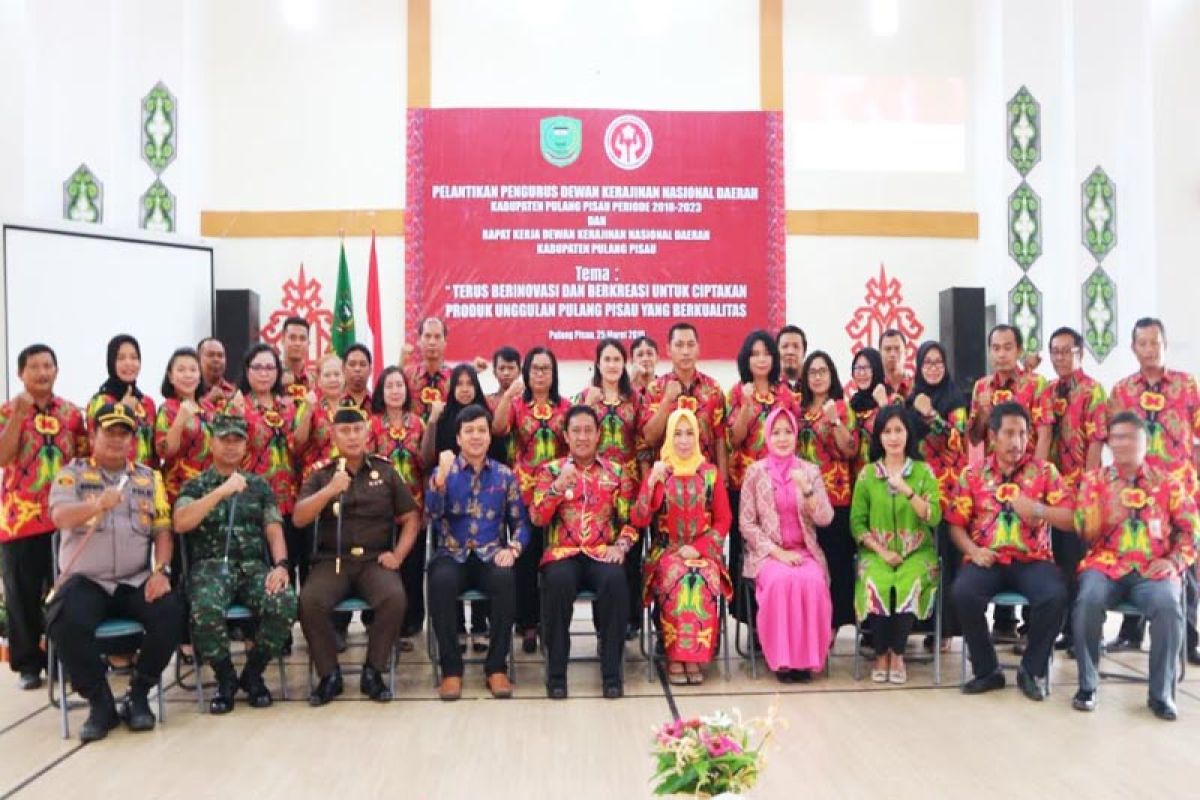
left=46, top=403, right=183, bottom=741
left=174, top=414, right=297, bottom=714
left=295, top=402, right=420, bottom=705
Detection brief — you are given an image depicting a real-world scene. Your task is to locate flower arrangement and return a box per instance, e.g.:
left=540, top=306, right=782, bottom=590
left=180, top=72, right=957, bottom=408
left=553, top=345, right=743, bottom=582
left=650, top=708, right=781, bottom=798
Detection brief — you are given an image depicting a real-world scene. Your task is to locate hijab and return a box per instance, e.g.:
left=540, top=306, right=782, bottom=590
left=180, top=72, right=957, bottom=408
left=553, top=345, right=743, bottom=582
left=660, top=408, right=705, bottom=477
left=906, top=340, right=966, bottom=441
left=97, top=334, right=144, bottom=400
left=764, top=406, right=802, bottom=495
left=848, top=347, right=885, bottom=414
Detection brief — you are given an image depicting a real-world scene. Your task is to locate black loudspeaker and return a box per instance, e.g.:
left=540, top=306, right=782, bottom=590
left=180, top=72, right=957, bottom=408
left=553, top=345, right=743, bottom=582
left=939, top=287, right=986, bottom=395
left=215, top=289, right=260, bottom=385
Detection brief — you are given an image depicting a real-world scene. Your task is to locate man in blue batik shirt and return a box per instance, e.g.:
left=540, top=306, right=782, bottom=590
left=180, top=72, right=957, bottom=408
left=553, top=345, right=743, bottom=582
left=426, top=404, right=530, bottom=701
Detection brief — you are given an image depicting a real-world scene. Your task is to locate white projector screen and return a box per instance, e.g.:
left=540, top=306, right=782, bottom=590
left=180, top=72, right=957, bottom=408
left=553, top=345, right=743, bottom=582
left=1, top=224, right=214, bottom=408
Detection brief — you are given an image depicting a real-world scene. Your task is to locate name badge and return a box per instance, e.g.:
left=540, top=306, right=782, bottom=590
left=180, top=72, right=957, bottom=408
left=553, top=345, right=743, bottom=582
left=1149, top=519, right=1163, bottom=539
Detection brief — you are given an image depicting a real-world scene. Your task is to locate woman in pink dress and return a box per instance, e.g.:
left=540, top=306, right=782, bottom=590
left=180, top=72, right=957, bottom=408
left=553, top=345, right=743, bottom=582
left=739, top=407, right=834, bottom=682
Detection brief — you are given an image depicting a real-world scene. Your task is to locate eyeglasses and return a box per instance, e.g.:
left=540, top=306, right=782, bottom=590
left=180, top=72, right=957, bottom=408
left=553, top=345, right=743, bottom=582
left=851, top=365, right=872, bottom=374
left=249, top=364, right=277, bottom=372
left=808, top=367, right=830, bottom=377
left=1049, top=348, right=1079, bottom=358
left=529, top=365, right=554, bottom=374
left=923, top=360, right=945, bottom=368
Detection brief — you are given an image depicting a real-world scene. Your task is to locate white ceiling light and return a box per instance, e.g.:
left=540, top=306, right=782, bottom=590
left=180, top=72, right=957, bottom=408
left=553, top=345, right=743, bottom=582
left=281, top=0, right=319, bottom=31
left=869, top=0, right=899, bottom=37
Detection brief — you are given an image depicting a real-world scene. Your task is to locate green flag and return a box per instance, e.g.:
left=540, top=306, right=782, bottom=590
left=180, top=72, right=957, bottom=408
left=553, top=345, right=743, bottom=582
left=331, top=240, right=356, bottom=356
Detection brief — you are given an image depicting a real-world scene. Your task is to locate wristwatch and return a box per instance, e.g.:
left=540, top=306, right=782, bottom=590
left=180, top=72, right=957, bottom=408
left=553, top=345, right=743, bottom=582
left=153, top=562, right=172, bottom=577
left=273, top=558, right=291, bottom=572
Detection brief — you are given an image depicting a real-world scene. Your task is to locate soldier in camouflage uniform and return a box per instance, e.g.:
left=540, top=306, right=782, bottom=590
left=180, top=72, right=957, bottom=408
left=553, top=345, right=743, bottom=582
left=174, top=414, right=297, bottom=713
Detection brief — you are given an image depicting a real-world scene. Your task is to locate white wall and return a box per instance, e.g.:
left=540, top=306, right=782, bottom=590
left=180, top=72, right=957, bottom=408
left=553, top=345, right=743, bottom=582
left=16, top=0, right=205, bottom=234
left=1151, top=0, right=1200, bottom=370
left=3, top=0, right=1198, bottom=400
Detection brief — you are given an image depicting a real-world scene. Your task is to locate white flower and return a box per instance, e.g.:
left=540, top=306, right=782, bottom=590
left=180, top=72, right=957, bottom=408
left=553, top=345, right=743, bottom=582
left=700, top=710, right=735, bottom=730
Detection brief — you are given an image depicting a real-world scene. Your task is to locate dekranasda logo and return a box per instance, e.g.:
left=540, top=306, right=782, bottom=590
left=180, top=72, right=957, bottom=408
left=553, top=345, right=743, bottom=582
left=604, top=114, right=653, bottom=170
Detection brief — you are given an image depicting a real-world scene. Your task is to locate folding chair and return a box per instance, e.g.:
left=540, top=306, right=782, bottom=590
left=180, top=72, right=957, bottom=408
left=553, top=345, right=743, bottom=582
left=46, top=532, right=165, bottom=739
left=303, top=521, right=399, bottom=697
left=176, top=532, right=289, bottom=712
left=640, top=517, right=730, bottom=683
left=424, top=523, right=516, bottom=686
left=851, top=552, right=944, bottom=685
left=1097, top=583, right=1188, bottom=684
left=960, top=591, right=1053, bottom=693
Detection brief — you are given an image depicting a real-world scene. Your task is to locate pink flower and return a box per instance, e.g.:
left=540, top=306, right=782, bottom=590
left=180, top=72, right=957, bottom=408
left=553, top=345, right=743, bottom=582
left=706, top=735, right=742, bottom=758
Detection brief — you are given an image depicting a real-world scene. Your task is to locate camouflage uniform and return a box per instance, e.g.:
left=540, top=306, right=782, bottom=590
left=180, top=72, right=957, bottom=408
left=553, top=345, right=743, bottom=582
left=176, top=467, right=298, bottom=662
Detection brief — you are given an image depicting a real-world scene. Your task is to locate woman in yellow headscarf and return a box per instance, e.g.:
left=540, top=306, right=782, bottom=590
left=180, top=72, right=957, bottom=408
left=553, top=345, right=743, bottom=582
left=630, top=408, right=732, bottom=684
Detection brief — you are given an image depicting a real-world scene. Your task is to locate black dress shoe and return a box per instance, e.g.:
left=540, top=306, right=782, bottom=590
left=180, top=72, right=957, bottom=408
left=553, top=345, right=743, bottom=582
left=209, top=658, right=238, bottom=715
left=360, top=665, right=392, bottom=702
left=120, top=676, right=158, bottom=732
left=602, top=681, right=624, bottom=699
left=79, top=682, right=120, bottom=743
left=962, top=669, right=1006, bottom=695
left=334, top=631, right=348, bottom=654
left=1072, top=689, right=1097, bottom=712
left=1106, top=635, right=1142, bottom=653
left=239, top=652, right=274, bottom=709
left=18, top=671, right=43, bottom=691
left=546, top=682, right=568, bottom=700
left=1187, top=648, right=1200, bottom=666
left=775, top=670, right=794, bottom=684
left=624, top=623, right=641, bottom=642
left=522, top=630, right=538, bottom=654
left=791, top=669, right=813, bottom=684
left=1016, top=668, right=1047, bottom=701
left=1054, top=635, right=1073, bottom=651
left=309, top=668, right=344, bottom=706
left=1148, top=697, right=1178, bottom=721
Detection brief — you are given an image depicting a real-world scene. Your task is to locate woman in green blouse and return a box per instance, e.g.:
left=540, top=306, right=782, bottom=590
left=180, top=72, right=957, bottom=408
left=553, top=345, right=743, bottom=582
left=849, top=404, right=941, bottom=684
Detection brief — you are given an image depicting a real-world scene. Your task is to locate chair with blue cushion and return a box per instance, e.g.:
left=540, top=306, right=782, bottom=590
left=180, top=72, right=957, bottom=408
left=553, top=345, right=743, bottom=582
left=176, top=533, right=289, bottom=712
left=960, top=591, right=1052, bottom=693
left=46, top=533, right=166, bottom=740
left=423, top=523, right=516, bottom=687
left=1097, top=589, right=1187, bottom=684
left=303, top=522, right=399, bottom=697
left=851, top=551, right=945, bottom=685
left=640, top=521, right=730, bottom=683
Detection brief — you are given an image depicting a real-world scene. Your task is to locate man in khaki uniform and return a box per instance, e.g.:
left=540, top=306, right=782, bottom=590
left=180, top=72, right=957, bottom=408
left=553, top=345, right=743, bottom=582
left=295, top=403, right=420, bottom=705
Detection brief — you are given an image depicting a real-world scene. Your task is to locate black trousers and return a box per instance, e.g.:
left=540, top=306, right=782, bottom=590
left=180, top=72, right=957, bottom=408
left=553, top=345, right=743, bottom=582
left=541, top=555, right=628, bottom=686
left=1119, top=567, right=1199, bottom=650
left=952, top=560, right=1066, bottom=679
left=46, top=577, right=183, bottom=698
left=515, top=526, right=545, bottom=632
left=727, top=490, right=756, bottom=624
left=428, top=554, right=515, bottom=677
left=817, top=506, right=856, bottom=630
left=870, top=612, right=916, bottom=656
left=400, top=531, right=426, bottom=636
left=623, top=529, right=645, bottom=630
left=1, top=534, right=53, bottom=675
left=1052, top=527, right=1084, bottom=639
left=283, top=515, right=311, bottom=586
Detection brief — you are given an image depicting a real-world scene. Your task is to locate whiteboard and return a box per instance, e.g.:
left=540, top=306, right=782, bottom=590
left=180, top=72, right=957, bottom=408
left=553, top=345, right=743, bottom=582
left=1, top=224, right=214, bottom=408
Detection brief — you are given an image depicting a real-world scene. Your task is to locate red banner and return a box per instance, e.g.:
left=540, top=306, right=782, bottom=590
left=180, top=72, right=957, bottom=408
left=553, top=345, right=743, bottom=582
left=405, top=108, right=784, bottom=360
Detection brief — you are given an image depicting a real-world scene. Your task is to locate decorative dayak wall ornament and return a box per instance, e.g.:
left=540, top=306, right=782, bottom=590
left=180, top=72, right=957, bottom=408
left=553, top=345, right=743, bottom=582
left=1005, top=86, right=1043, bottom=352
left=139, top=81, right=178, bottom=231
left=63, top=163, right=103, bottom=223
left=844, top=263, right=925, bottom=372
left=259, top=264, right=334, bottom=362
left=140, top=179, right=176, bottom=233
left=1081, top=166, right=1117, bottom=361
